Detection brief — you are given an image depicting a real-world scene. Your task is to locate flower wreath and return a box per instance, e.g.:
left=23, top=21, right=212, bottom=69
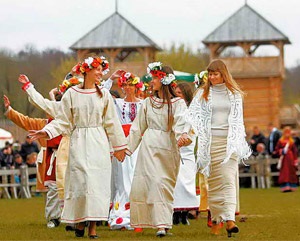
left=194, top=70, right=208, bottom=88
left=75, top=56, right=109, bottom=75
left=117, top=71, right=144, bottom=90
left=147, top=62, right=176, bottom=86
left=58, top=76, right=83, bottom=94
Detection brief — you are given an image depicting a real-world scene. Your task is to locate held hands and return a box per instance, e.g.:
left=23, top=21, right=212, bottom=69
left=3, top=95, right=10, bottom=110
left=114, top=149, right=126, bottom=162
left=28, top=130, right=48, bottom=141
left=18, top=74, right=30, bottom=84
left=177, top=133, right=192, bottom=148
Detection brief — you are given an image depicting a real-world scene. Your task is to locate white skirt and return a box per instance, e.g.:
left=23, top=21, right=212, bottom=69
left=207, top=136, right=238, bottom=223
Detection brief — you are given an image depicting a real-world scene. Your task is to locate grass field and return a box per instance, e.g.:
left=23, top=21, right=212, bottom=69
left=0, top=188, right=300, bottom=240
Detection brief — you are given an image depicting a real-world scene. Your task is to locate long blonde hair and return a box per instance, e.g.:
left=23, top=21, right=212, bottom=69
left=280, top=126, right=294, bottom=144
left=202, top=59, right=244, bottom=101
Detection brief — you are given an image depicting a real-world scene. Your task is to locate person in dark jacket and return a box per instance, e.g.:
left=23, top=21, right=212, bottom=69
left=250, top=126, right=266, bottom=156
left=267, top=123, right=282, bottom=158
left=19, top=135, right=39, bottom=162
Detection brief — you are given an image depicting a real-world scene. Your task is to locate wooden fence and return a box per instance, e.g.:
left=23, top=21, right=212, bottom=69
left=0, top=165, right=37, bottom=199
left=240, top=156, right=300, bottom=189
left=1, top=158, right=299, bottom=200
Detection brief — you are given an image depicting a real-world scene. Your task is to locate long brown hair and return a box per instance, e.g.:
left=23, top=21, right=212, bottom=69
left=202, top=59, right=244, bottom=101
left=152, top=65, right=177, bottom=131
left=176, top=82, right=193, bottom=106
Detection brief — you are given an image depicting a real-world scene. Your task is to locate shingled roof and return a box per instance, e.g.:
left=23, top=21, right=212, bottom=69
left=203, top=4, right=291, bottom=45
left=70, top=12, right=161, bottom=50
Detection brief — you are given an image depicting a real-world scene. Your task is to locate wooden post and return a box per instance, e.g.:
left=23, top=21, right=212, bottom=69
left=1, top=167, right=11, bottom=199
left=265, top=157, right=271, bottom=188
left=20, top=165, right=31, bottom=199
left=10, top=166, right=18, bottom=199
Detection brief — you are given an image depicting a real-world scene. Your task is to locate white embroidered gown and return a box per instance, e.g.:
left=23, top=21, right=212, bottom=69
left=127, top=96, right=187, bottom=229
left=43, top=86, right=127, bottom=223
left=108, top=98, right=143, bottom=230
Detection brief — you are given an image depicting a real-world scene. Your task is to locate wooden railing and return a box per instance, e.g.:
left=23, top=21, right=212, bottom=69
left=221, top=56, right=282, bottom=78
left=0, top=166, right=37, bottom=199
left=239, top=156, right=300, bottom=188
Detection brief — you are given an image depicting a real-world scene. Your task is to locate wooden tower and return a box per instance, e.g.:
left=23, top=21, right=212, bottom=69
left=70, top=11, right=161, bottom=77
left=202, top=3, right=291, bottom=132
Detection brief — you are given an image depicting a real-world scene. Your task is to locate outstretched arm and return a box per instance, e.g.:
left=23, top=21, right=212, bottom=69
left=18, top=74, right=59, bottom=118
left=3, top=95, right=47, bottom=131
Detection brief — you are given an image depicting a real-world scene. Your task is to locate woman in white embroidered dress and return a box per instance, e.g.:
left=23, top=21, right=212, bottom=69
left=28, top=56, right=127, bottom=239
left=126, top=62, right=189, bottom=237
left=184, top=59, right=251, bottom=237
left=173, top=82, right=199, bottom=225
left=108, top=71, right=144, bottom=230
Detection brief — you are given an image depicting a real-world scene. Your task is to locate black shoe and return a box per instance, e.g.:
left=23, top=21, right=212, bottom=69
left=226, top=226, right=239, bottom=238
left=181, top=211, right=189, bottom=225
left=65, top=225, right=76, bottom=231
left=89, top=234, right=99, bottom=239
left=47, top=219, right=60, bottom=228
left=75, top=228, right=85, bottom=237
left=173, top=212, right=180, bottom=225
left=181, top=218, right=190, bottom=225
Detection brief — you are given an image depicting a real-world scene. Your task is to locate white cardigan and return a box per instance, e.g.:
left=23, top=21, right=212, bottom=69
left=186, top=88, right=252, bottom=177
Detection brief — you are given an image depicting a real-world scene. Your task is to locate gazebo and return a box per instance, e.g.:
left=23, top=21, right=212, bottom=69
left=70, top=11, right=161, bottom=77
left=202, top=3, right=291, bottom=131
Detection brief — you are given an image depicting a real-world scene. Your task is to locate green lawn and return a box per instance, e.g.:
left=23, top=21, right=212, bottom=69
left=0, top=188, right=299, bottom=240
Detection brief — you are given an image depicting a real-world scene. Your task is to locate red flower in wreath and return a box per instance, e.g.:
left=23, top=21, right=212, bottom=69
left=75, top=64, right=81, bottom=74
left=82, top=62, right=91, bottom=72
left=171, top=82, right=177, bottom=88
left=125, top=202, right=130, bottom=210
left=59, top=85, right=67, bottom=93
left=91, top=59, right=100, bottom=68
left=135, top=82, right=143, bottom=89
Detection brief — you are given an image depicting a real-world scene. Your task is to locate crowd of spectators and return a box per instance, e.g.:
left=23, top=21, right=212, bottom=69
left=0, top=135, right=39, bottom=183
left=240, top=124, right=300, bottom=188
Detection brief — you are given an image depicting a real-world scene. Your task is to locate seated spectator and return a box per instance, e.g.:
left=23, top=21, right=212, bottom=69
left=250, top=126, right=266, bottom=156
left=12, top=141, right=21, bottom=153
left=13, top=153, right=24, bottom=183
left=13, top=153, right=24, bottom=169
left=26, top=152, right=37, bottom=182
left=19, top=135, right=39, bottom=162
left=1, top=145, right=14, bottom=169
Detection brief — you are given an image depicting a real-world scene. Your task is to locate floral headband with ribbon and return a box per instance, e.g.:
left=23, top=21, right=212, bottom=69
left=147, top=62, right=176, bottom=86
left=194, top=70, right=208, bottom=88
left=118, top=71, right=144, bottom=90
left=75, top=56, right=109, bottom=75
